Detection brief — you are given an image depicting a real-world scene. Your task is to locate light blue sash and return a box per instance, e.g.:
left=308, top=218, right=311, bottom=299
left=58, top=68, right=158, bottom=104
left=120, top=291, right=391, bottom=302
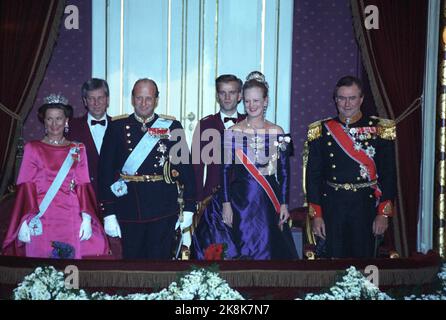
left=111, top=117, right=173, bottom=197
left=29, top=145, right=80, bottom=236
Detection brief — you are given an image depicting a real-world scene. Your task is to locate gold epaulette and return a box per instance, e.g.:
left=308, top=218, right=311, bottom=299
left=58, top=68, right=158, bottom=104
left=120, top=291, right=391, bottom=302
left=158, top=114, right=176, bottom=121
left=111, top=114, right=129, bottom=121
left=307, top=119, right=329, bottom=141
left=371, top=116, right=396, bottom=140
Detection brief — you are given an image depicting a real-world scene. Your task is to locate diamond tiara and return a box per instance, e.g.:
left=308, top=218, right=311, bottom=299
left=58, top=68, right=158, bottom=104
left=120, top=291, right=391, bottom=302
left=44, top=93, right=68, bottom=105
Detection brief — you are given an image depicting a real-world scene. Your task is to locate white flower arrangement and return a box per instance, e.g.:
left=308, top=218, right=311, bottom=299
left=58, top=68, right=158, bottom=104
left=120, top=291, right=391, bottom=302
left=13, top=264, right=446, bottom=300
left=303, top=264, right=446, bottom=300
left=13, top=266, right=244, bottom=300
left=303, top=266, right=392, bottom=300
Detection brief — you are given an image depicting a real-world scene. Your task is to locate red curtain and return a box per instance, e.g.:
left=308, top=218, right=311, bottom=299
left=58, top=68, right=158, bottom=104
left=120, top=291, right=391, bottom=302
left=0, top=0, right=65, bottom=197
left=351, top=0, right=428, bottom=256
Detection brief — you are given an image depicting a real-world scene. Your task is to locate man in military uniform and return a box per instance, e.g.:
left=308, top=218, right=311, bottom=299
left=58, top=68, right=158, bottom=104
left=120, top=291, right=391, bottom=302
left=306, top=75, right=396, bottom=258
left=98, top=78, right=196, bottom=259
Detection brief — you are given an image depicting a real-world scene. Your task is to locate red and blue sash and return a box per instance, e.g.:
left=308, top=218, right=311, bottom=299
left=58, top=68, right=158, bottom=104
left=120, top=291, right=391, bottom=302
left=235, top=148, right=281, bottom=214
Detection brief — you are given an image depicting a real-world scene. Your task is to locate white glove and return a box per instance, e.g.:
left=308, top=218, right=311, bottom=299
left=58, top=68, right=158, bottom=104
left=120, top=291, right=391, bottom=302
left=104, top=214, right=121, bottom=238
left=18, top=220, right=31, bottom=243
left=79, top=212, right=92, bottom=241
left=175, top=211, right=194, bottom=248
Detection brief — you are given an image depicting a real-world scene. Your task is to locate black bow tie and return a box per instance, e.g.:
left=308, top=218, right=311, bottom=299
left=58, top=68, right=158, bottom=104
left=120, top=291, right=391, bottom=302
left=91, top=119, right=106, bottom=126
left=224, top=117, right=237, bottom=124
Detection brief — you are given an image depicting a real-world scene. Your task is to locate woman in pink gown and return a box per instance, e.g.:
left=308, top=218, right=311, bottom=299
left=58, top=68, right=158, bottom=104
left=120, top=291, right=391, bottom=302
left=2, top=96, right=109, bottom=259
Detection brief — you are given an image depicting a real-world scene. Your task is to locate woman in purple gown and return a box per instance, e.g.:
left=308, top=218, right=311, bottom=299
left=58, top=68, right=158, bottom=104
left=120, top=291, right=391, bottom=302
left=192, top=72, right=297, bottom=260
left=2, top=95, right=109, bottom=259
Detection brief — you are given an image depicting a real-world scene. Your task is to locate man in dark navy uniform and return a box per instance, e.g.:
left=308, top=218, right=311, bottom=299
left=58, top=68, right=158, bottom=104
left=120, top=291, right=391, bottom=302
left=98, top=78, right=196, bottom=259
left=192, top=74, right=245, bottom=206
left=306, top=75, right=396, bottom=258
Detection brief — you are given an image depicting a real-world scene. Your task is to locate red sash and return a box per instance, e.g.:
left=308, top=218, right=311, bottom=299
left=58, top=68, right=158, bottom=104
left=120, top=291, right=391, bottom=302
left=235, top=148, right=281, bottom=214
left=325, top=119, right=382, bottom=199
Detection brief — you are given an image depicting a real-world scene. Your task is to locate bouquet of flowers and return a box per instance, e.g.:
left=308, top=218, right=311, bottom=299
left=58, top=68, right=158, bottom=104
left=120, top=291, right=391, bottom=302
left=50, top=241, right=75, bottom=259
left=204, top=243, right=227, bottom=260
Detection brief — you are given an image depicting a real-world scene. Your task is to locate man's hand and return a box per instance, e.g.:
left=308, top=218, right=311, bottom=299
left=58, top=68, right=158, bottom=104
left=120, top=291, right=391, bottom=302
left=373, top=215, right=388, bottom=236
left=175, top=211, right=194, bottom=247
left=312, top=217, right=326, bottom=239
left=104, top=214, right=122, bottom=238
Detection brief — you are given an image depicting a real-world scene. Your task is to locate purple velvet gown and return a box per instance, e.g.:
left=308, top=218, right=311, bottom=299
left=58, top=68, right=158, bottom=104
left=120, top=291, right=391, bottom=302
left=2, top=141, right=109, bottom=259
left=192, top=130, right=298, bottom=260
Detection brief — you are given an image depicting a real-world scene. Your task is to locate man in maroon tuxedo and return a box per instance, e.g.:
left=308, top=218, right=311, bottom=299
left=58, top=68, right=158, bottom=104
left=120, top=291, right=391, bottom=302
left=68, top=79, right=120, bottom=258
left=192, top=74, right=245, bottom=206
left=68, top=78, right=111, bottom=195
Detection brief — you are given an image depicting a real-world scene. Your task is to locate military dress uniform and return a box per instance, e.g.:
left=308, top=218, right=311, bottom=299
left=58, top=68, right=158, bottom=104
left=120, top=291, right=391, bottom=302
left=305, top=114, right=396, bottom=258
left=98, top=113, right=196, bottom=259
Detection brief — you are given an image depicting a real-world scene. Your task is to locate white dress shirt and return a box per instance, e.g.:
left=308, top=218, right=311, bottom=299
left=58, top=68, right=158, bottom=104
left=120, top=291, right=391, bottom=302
left=220, top=111, right=238, bottom=129
left=87, top=113, right=108, bottom=153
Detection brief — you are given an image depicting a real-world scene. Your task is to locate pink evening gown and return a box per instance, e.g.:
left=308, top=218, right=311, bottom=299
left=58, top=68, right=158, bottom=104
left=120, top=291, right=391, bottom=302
left=2, top=141, right=109, bottom=259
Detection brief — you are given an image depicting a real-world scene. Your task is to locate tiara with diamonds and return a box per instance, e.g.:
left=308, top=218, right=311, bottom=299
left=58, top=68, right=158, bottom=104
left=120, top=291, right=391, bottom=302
left=246, top=71, right=269, bottom=89
left=44, top=93, right=68, bottom=105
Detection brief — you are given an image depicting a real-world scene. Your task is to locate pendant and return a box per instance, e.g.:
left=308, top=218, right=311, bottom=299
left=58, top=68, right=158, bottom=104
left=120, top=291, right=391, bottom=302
left=141, top=123, right=147, bottom=132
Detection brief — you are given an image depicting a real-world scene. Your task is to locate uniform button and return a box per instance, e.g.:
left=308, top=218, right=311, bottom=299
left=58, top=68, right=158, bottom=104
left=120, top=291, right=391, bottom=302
left=323, top=193, right=327, bottom=197
left=357, top=177, right=361, bottom=181
left=327, top=141, right=332, bottom=146
left=364, top=141, right=369, bottom=146
left=329, top=153, right=334, bottom=158
left=128, top=148, right=133, bottom=151
left=126, top=125, right=130, bottom=129
left=90, top=177, right=94, bottom=181
left=127, top=140, right=131, bottom=144
left=331, top=164, right=336, bottom=169
left=333, top=177, right=337, bottom=181
left=369, top=194, right=374, bottom=198
left=326, top=132, right=331, bottom=136
left=127, top=133, right=131, bottom=137
left=369, top=121, right=373, bottom=126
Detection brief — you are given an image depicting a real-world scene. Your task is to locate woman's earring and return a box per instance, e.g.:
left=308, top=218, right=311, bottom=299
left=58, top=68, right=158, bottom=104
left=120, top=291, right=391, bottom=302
left=64, top=122, right=69, bottom=134
left=263, top=105, right=267, bottom=117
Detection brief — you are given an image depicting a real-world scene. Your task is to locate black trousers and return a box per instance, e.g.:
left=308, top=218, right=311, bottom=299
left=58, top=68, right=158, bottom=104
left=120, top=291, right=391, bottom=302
left=120, top=215, right=177, bottom=259
left=322, top=187, right=376, bottom=258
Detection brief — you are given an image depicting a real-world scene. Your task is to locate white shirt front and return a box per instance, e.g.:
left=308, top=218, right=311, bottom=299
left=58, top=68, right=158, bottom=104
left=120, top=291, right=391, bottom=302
left=220, top=111, right=238, bottom=129
left=87, top=113, right=108, bottom=153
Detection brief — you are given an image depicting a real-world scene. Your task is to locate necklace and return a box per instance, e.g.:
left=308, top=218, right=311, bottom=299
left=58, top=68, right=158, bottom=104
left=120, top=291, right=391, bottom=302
left=134, top=113, right=155, bottom=132
left=246, top=118, right=265, bottom=130
left=45, top=136, right=66, bottom=145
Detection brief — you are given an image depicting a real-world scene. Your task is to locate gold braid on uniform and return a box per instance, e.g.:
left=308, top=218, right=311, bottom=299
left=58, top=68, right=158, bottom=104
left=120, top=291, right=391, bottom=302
left=111, top=114, right=129, bottom=121
left=307, top=120, right=323, bottom=141
left=372, top=116, right=396, bottom=140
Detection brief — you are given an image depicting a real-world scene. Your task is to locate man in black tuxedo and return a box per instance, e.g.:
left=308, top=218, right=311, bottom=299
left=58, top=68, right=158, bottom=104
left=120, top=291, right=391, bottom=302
left=68, top=78, right=111, bottom=195
left=192, top=74, right=245, bottom=206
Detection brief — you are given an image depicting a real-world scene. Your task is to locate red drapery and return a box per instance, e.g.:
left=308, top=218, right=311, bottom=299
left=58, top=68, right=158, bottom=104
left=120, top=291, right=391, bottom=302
left=351, top=0, right=428, bottom=256
left=0, top=0, right=65, bottom=197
